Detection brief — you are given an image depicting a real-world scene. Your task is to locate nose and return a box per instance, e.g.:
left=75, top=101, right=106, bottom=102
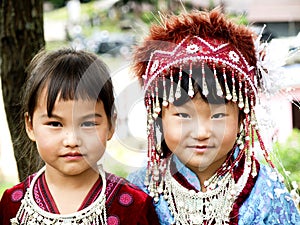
left=191, top=118, right=211, bottom=140
left=63, top=129, right=82, bottom=147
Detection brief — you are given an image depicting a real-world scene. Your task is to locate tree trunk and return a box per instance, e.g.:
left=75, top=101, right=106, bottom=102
left=0, top=0, right=45, bottom=181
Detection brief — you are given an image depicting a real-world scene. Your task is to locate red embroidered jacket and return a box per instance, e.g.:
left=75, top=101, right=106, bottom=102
left=0, top=172, right=160, bottom=225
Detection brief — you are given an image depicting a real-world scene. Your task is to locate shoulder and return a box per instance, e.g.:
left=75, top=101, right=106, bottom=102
left=0, top=175, right=34, bottom=225
left=239, top=164, right=300, bottom=225
left=106, top=171, right=151, bottom=204
left=127, top=169, right=174, bottom=225
left=254, top=165, right=292, bottom=198
left=126, top=167, right=148, bottom=192
left=0, top=174, right=34, bottom=204
left=105, top=172, right=160, bottom=225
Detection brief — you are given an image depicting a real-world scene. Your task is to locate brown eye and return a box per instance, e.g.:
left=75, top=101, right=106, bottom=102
left=211, top=113, right=226, bottom=119
left=47, top=121, right=62, bottom=127
left=81, top=121, right=97, bottom=127
left=176, top=113, right=190, bottom=119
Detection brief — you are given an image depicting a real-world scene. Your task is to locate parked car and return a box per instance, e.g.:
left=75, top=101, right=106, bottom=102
left=92, top=31, right=136, bottom=57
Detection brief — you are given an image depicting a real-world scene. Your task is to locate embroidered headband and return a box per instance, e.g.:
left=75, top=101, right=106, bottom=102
left=144, top=36, right=256, bottom=93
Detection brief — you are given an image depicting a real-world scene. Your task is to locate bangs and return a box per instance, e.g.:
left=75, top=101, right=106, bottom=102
left=45, top=54, right=112, bottom=117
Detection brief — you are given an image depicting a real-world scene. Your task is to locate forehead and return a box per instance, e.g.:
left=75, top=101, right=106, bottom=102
left=35, top=86, right=99, bottom=107
left=163, top=93, right=238, bottom=113
left=35, top=89, right=104, bottom=113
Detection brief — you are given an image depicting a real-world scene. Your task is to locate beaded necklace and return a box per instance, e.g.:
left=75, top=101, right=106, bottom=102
left=11, top=166, right=107, bottom=225
left=163, top=153, right=252, bottom=225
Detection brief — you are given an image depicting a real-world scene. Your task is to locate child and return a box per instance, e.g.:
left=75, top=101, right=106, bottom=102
left=0, top=48, right=160, bottom=225
left=127, top=9, right=300, bottom=224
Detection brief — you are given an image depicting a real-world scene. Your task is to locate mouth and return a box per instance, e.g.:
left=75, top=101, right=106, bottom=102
left=61, top=152, right=84, bottom=159
left=187, top=145, right=212, bottom=153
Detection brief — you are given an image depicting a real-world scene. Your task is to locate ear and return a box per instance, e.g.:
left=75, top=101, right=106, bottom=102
left=24, top=112, right=36, bottom=142
left=107, top=113, right=117, bottom=141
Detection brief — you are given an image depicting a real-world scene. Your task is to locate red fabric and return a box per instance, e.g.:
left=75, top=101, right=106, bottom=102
left=0, top=182, right=24, bottom=225
left=229, top=156, right=260, bottom=224
left=0, top=172, right=160, bottom=225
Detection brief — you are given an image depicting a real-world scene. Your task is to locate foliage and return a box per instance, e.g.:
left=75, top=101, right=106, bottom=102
left=228, top=13, right=248, bottom=25
left=44, top=1, right=97, bottom=21
left=44, top=1, right=122, bottom=34
left=0, top=182, right=15, bottom=199
left=44, top=6, right=68, bottom=21
left=46, top=0, right=92, bottom=9
left=273, top=129, right=300, bottom=185
left=46, top=0, right=66, bottom=8
left=121, top=0, right=157, bottom=5
left=140, top=11, right=157, bottom=24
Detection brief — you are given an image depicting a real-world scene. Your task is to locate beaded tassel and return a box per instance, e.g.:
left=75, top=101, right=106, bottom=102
left=213, top=64, right=223, bottom=96
left=251, top=155, right=257, bottom=177
left=232, top=71, right=237, bottom=102
left=169, top=68, right=174, bottom=103
left=151, top=87, right=158, bottom=119
left=223, top=67, right=232, bottom=100
left=154, top=79, right=161, bottom=116
left=244, top=96, right=250, bottom=114
left=244, top=81, right=250, bottom=114
left=250, top=95, right=256, bottom=148
left=162, top=75, right=168, bottom=107
left=146, top=90, right=163, bottom=203
left=188, top=63, right=194, bottom=97
left=256, top=129, right=275, bottom=168
left=238, top=75, right=244, bottom=109
left=244, top=114, right=251, bottom=153
left=202, top=62, right=209, bottom=96
left=237, top=123, right=245, bottom=151
left=175, top=65, right=182, bottom=99
left=151, top=88, right=157, bottom=119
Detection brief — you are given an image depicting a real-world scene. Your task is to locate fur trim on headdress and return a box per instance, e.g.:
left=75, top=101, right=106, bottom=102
left=133, top=9, right=257, bottom=85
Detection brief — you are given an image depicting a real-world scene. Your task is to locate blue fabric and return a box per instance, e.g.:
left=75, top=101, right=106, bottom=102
left=127, top=156, right=300, bottom=225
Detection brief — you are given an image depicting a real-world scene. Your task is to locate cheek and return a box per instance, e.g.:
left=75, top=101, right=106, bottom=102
left=218, top=120, right=239, bottom=146
left=84, top=130, right=108, bottom=149
left=162, top=121, right=184, bottom=150
left=34, top=130, right=57, bottom=148
left=34, top=135, right=57, bottom=160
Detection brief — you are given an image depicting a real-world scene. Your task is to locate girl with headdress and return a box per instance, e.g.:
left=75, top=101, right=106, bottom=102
left=0, top=48, right=160, bottom=225
left=128, top=9, right=300, bottom=224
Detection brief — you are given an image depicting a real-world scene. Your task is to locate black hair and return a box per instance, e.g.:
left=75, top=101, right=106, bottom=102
left=24, top=48, right=115, bottom=125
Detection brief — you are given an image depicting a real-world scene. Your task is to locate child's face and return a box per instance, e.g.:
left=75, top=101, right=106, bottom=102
left=25, top=89, right=115, bottom=176
left=162, top=93, right=239, bottom=177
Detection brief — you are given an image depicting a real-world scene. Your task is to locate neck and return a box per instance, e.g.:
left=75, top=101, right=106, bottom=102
left=44, top=165, right=100, bottom=189
left=44, top=165, right=102, bottom=214
left=186, top=156, right=230, bottom=192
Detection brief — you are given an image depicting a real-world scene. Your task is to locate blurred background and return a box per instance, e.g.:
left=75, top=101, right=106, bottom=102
left=1, top=0, right=300, bottom=200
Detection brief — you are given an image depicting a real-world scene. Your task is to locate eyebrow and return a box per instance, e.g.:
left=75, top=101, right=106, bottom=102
left=40, top=114, right=61, bottom=119
left=40, top=113, right=103, bottom=120
left=81, top=113, right=103, bottom=120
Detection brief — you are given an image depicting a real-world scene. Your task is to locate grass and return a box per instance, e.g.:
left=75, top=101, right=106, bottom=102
left=46, top=40, right=70, bottom=50
left=0, top=182, right=15, bottom=199
left=44, top=1, right=123, bottom=36
left=44, top=1, right=97, bottom=21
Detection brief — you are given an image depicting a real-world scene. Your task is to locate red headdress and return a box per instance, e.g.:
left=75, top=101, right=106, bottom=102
left=132, top=9, right=275, bottom=224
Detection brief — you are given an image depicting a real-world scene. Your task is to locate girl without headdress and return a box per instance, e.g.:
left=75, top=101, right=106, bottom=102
left=0, top=48, right=160, bottom=225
